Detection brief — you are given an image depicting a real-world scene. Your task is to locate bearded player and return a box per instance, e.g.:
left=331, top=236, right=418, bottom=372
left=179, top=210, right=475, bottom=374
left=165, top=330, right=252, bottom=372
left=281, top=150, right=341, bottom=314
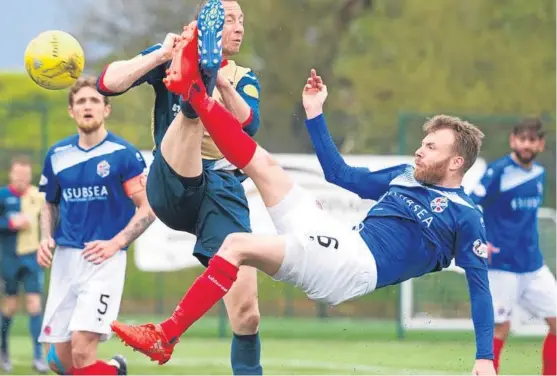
left=470, top=118, right=556, bottom=375
left=111, top=42, right=497, bottom=375
left=37, top=76, right=155, bottom=375
left=97, top=1, right=263, bottom=374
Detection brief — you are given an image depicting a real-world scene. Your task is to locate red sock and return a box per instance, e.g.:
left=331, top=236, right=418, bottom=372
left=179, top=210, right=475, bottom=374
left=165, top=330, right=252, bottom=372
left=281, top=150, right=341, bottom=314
left=71, top=360, right=117, bottom=375
left=160, top=255, right=238, bottom=340
left=493, top=337, right=505, bottom=374
left=543, top=333, right=556, bottom=375
left=189, top=89, right=257, bottom=169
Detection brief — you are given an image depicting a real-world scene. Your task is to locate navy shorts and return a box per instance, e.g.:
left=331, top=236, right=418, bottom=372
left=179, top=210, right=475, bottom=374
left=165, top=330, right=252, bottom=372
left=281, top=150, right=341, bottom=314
left=1, top=253, right=43, bottom=296
left=146, top=153, right=251, bottom=266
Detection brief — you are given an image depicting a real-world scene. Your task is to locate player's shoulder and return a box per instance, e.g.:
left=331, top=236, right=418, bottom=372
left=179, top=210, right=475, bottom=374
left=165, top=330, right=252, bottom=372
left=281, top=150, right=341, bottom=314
left=47, top=135, right=80, bottom=156
left=106, top=133, right=141, bottom=153
left=105, top=133, right=145, bottom=161
left=486, top=155, right=514, bottom=176
left=455, top=193, right=484, bottom=223
left=225, top=60, right=258, bottom=84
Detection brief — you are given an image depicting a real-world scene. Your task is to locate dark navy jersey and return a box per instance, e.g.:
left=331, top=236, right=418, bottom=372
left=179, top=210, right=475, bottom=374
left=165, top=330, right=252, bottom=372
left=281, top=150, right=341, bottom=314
left=97, top=44, right=261, bottom=169
left=470, top=154, right=545, bottom=273
left=39, top=132, right=146, bottom=250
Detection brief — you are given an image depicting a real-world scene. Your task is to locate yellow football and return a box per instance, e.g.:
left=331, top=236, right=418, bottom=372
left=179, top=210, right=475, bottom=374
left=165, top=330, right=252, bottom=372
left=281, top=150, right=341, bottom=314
left=24, top=30, right=85, bottom=90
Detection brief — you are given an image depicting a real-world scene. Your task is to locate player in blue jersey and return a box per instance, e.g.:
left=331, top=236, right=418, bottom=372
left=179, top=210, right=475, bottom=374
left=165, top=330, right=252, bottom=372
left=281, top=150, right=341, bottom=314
left=0, top=156, right=48, bottom=373
left=36, top=76, right=155, bottom=375
left=98, top=1, right=264, bottom=373
left=470, top=118, right=556, bottom=375
left=111, top=65, right=496, bottom=374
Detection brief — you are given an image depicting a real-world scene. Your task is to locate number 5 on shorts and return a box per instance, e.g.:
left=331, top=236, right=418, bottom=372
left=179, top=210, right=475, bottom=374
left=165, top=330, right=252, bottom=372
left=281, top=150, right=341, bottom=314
left=98, top=294, right=110, bottom=315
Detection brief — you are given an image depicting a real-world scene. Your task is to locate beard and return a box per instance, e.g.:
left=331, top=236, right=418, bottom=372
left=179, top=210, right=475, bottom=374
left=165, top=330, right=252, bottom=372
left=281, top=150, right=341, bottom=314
left=77, top=119, right=103, bottom=134
left=414, top=157, right=451, bottom=185
left=512, top=148, right=537, bottom=165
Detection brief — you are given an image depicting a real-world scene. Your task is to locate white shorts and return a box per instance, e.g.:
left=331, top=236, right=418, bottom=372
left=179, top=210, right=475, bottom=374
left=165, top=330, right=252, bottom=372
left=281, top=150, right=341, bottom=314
left=39, top=247, right=127, bottom=343
left=269, top=185, right=377, bottom=306
left=489, top=265, right=557, bottom=324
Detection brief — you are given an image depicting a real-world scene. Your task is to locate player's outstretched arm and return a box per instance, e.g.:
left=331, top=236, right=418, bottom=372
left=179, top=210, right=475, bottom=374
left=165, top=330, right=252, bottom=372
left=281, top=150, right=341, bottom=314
left=454, top=213, right=496, bottom=375
left=302, top=69, right=404, bottom=200
left=98, top=28, right=192, bottom=95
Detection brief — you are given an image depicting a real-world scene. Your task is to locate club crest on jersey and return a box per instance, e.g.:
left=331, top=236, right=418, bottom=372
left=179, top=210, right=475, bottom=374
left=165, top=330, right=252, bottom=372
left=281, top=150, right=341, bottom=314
left=97, top=160, right=110, bottom=178
left=472, top=239, right=488, bottom=258
left=430, top=196, right=448, bottom=213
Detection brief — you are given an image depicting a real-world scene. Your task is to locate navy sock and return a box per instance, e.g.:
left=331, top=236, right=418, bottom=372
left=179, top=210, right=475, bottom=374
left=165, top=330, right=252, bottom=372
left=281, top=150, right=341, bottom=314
left=29, top=314, right=42, bottom=359
left=231, top=332, right=262, bottom=375
left=0, top=315, right=12, bottom=354
left=180, top=99, right=199, bottom=119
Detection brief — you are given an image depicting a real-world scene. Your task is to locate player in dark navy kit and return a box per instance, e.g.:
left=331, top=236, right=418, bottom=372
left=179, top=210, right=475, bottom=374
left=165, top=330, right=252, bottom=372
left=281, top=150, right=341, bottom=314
left=470, top=119, right=556, bottom=375
left=37, top=76, right=155, bottom=375
left=112, top=64, right=496, bottom=375
left=98, top=2, right=264, bottom=373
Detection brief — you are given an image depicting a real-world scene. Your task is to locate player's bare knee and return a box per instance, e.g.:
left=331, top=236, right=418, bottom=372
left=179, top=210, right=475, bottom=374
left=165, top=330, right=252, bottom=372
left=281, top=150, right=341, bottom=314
left=1, top=296, right=18, bottom=316
left=25, top=293, right=42, bottom=315
left=219, top=233, right=254, bottom=264
left=231, top=306, right=260, bottom=334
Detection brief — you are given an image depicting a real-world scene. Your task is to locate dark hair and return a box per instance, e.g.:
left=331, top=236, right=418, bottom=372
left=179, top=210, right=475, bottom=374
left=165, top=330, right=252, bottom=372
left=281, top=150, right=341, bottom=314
left=513, top=118, right=544, bottom=138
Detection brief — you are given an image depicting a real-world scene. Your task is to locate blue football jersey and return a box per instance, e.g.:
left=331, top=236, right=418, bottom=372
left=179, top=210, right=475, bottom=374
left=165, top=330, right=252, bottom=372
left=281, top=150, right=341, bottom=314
left=470, top=155, right=545, bottom=273
left=350, top=165, right=488, bottom=288
left=39, top=132, right=147, bottom=250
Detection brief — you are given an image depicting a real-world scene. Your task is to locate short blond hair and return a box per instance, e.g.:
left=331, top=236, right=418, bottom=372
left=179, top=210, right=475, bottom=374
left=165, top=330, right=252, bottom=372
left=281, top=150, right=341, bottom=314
left=68, top=75, right=109, bottom=107
left=423, top=115, right=484, bottom=173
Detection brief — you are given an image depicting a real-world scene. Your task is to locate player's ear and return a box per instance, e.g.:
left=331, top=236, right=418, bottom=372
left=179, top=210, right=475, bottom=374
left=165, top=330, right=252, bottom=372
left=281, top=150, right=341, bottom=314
left=104, top=104, right=112, bottom=118
left=67, top=105, right=76, bottom=120
left=451, top=155, right=465, bottom=172
left=508, top=133, right=515, bottom=148
left=538, top=137, right=545, bottom=152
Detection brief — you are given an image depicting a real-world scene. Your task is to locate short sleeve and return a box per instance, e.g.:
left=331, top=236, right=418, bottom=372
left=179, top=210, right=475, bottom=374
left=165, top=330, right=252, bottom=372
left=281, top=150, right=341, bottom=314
left=235, top=71, right=261, bottom=136
left=120, top=147, right=147, bottom=183
left=39, top=151, right=61, bottom=204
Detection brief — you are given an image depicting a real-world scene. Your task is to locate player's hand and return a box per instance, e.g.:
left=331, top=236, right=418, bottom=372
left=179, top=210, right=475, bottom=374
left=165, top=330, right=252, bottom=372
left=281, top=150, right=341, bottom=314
left=38, top=236, right=55, bottom=268
left=472, top=359, right=496, bottom=375
left=158, top=33, right=185, bottom=62
left=216, top=71, right=231, bottom=90
left=10, top=213, right=30, bottom=230
left=302, top=69, right=328, bottom=119
left=82, top=240, right=121, bottom=264
left=487, top=242, right=500, bottom=263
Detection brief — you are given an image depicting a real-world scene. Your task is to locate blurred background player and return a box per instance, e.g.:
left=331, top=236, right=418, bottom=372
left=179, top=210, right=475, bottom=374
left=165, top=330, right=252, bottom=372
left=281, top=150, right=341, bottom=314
left=37, top=76, right=155, bottom=375
left=97, top=1, right=264, bottom=374
left=0, top=155, right=48, bottom=373
left=470, top=118, right=556, bottom=375
left=112, top=64, right=496, bottom=375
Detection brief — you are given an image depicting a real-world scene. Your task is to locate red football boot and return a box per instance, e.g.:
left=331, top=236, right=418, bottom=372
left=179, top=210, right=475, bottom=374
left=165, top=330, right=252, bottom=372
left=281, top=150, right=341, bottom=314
left=110, top=321, right=178, bottom=365
left=162, top=27, right=201, bottom=98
